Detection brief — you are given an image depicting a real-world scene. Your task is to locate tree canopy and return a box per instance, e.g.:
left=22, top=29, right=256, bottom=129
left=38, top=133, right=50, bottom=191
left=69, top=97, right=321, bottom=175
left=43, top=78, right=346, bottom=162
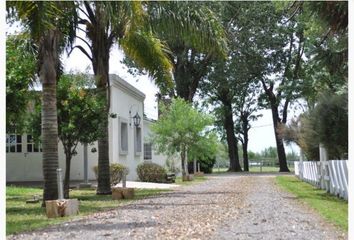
left=150, top=98, right=214, bottom=179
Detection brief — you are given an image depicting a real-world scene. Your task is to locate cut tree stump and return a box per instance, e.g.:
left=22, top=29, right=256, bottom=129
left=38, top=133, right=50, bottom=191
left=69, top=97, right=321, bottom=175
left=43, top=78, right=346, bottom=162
left=45, top=199, right=79, bottom=218
left=194, top=172, right=204, bottom=177
left=182, top=175, right=194, bottom=181
left=112, top=187, right=135, bottom=200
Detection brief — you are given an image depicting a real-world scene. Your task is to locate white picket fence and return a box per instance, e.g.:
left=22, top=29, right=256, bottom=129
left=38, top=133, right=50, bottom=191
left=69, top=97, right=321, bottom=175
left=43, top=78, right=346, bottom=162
left=294, top=160, right=348, bottom=200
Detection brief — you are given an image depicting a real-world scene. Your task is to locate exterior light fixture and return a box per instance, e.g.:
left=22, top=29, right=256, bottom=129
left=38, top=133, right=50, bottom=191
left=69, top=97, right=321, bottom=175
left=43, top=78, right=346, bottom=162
left=129, top=105, right=141, bottom=127
left=132, top=112, right=141, bottom=127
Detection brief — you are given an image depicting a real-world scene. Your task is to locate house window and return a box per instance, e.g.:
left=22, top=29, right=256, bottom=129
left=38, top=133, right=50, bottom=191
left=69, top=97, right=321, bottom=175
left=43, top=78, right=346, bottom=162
left=135, top=127, right=142, bottom=155
left=120, top=121, right=128, bottom=154
left=27, top=135, right=42, bottom=152
left=6, top=134, right=22, bottom=153
left=144, top=143, right=152, bottom=160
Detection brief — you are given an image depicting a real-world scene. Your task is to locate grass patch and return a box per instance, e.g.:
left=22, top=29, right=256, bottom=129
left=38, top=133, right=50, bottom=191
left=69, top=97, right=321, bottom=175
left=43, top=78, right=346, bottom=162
left=6, top=185, right=170, bottom=235
left=276, top=176, right=348, bottom=231
left=175, top=176, right=207, bottom=186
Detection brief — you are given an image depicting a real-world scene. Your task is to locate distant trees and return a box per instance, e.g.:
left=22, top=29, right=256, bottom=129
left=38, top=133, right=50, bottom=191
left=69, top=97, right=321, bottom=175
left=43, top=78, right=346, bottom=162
left=150, top=98, right=215, bottom=180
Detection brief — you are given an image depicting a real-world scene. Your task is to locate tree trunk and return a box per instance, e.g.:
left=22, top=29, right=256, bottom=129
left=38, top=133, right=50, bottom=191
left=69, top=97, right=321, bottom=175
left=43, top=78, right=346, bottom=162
left=242, top=143, right=249, bottom=172
left=181, top=146, right=187, bottom=179
left=91, top=14, right=112, bottom=194
left=64, top=151, right=72, bottom=199
left=270, top=105, right=290, bottom=172
left=242, top=118, right=249, bottom=171
left=223, top=103, right=242, bottom=172
left=95, top=72, right=111, bottom=194
left=40, top=30, right=60, bottom=206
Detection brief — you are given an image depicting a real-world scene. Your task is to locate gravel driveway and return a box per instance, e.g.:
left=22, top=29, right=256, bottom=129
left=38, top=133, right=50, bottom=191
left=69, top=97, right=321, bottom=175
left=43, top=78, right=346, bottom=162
left=8, top=174, right=347, bottom=240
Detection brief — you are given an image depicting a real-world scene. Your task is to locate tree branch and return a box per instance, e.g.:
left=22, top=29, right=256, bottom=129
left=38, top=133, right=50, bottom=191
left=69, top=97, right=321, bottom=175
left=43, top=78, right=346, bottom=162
left=69, top=45, right=93, bottom=62
left=78, top=6, right=91, bottom=20
left=76, top=35, right=92, bottom=52
left=83, top=1, right=96, bottom=25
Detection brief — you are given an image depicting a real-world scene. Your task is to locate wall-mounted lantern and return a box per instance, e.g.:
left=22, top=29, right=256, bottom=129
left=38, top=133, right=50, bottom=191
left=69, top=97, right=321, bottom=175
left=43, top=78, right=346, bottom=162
left=129, top=105, right=141, bottom=127
left=132, top=112, right=141, bottom=127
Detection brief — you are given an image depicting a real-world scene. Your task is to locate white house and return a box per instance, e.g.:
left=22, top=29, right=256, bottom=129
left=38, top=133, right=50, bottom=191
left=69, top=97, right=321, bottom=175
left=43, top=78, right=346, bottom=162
left=6, top=74, right=169, bottom=183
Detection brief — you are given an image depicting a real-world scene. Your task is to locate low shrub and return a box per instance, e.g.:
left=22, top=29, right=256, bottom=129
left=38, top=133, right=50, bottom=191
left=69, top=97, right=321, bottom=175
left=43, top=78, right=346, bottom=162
left=92, top=163, right=129, bottom=186
left=137, top=162, right=167, bottom=183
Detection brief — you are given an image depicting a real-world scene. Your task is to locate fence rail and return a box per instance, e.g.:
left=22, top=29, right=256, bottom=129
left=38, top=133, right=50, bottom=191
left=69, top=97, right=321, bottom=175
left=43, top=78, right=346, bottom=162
left=294, top=160, right=348, bottom=200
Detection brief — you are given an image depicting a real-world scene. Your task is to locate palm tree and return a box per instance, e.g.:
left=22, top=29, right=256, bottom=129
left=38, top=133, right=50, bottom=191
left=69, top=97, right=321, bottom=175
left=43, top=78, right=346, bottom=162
left=7, top=2, right=77, bottom=204
left=72, top=1, right=173, bottom=194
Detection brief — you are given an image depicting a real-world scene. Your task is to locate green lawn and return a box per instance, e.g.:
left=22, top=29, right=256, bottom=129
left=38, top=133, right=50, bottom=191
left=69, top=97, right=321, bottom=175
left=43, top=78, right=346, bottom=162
left=276, top=176, right=348, bottom=231
left=6, top=185, right=170, bottom=235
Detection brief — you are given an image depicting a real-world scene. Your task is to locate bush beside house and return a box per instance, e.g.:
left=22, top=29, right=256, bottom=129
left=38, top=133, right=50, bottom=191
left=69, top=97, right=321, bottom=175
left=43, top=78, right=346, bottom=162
left=93, top=163, right=129, bottom=186
left=137, top=162, right=167, bottom=183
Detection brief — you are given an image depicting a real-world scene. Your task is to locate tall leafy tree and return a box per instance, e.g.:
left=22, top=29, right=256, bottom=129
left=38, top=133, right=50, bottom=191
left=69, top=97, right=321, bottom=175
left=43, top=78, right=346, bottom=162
left=243, top=2, right=306, bottom=172
left=7, top=2, right=77, bottom=204
left=201, top=61, right=242, bottom=172
left=234, top=81, right=262, bottom=172
left=200, top=2, right=269, bottom=172
left=277, top=1, right=348, bottom=162
left=150, top=98, right=213, bottom=180
left=73, top=1, right=173, bottom=194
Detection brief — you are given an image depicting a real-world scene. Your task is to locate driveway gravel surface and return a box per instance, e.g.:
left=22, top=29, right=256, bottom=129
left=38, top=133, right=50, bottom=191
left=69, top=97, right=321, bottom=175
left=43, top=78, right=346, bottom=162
left=8, top=173, right=347, bottom=240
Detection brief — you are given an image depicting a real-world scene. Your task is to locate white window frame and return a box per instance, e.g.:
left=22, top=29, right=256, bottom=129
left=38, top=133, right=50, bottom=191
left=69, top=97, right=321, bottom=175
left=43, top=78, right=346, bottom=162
left=26, top=134, right=42, bottom=153
left=144, top=142, right=152, bottom=160
left=6, top=134, right=22, bottom=153
left=119, top=118, right=129, bottom=155
left=134, top=126, right=142, bottom=156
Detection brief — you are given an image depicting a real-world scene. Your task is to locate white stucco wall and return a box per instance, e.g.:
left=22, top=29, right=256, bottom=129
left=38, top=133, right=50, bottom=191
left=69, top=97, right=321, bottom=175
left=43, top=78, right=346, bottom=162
left=109, top=75, right=145, bottom=180
left=6, top=140, right=98, bottom=182
left=6, top=75, right=172, bottom=183
left=143, top=119, right=169, bottom=168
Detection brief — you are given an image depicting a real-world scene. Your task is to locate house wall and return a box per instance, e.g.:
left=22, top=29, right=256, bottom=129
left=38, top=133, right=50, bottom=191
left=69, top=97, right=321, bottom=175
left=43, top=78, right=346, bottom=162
left=6, top=139, right=98, bottom=182
left=6, top=75, right=173, bottom=183
left=109, top=75, right=145, bottom=181
left=143, top=119, right=169, bottom=167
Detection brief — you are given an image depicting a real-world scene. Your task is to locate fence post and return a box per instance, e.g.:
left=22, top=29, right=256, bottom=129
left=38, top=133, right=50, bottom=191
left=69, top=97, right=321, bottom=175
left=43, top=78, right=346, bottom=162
left=299, top=150, right=304, bottom=180
left=319, top=143, right=329, bottom=190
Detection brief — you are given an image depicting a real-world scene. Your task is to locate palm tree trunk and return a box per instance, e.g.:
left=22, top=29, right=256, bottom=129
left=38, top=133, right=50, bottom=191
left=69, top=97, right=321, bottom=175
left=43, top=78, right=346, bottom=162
left=40, top=30, right=60, bottom=205
left=93, top=35, right=112, bottom=195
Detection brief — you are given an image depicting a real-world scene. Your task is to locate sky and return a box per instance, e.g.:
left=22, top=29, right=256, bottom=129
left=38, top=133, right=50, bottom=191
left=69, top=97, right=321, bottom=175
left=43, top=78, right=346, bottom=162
left=63, top=41, right=300, bottom=155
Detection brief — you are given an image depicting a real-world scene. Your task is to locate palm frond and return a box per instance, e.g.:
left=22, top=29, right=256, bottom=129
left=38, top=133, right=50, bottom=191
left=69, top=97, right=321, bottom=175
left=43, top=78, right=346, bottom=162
left=147, top=2, right=228, bottom=58
left=120, top=29, right=174, bottom=93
